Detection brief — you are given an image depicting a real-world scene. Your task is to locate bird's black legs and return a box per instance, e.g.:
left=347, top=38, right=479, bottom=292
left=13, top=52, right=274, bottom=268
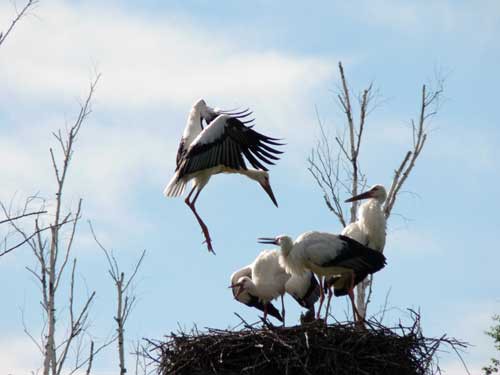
left=184, top=187, right=215, bottom=254
left=280, top=294, right=285, bottom=327
left=316, top=276, right=325, bottom=319
left=263, top=303, right=268, bottom=321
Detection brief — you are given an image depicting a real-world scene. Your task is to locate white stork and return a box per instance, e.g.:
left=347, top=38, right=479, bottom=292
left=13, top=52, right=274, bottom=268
left=230, top=250, right=320, bottom=324
left=324, top=185, right=387, bottom=317
left=164, top=99, right=283, bottom=253
left=258, top=231, right=386, bottom=323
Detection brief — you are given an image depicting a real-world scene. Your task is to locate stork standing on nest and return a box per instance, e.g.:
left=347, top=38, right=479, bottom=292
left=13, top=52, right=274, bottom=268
left=324, top=185, right=387, bottom=320
left=230, top=250, right=320, bottom=324
left=258, top=231, right=386, bottom=323
left=164, top=99, right=283, bottom=253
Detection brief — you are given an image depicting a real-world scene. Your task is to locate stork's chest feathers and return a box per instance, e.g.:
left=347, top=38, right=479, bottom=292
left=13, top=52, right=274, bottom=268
left=359, top=201, right=386, bottom=251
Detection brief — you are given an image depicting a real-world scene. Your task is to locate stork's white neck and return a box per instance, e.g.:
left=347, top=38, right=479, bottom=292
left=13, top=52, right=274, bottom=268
left=278, top=237, right=306, bottom=275
left=182, top=107, right=203, bottom=145
left=358, top=199, right=386, bottom=251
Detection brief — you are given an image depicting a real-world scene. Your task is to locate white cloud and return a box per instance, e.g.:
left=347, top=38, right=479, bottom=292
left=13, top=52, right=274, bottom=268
left=0, top=1, right=334, bottom=111
left=337, top=0, right=500, bottom=38
left=0, top=0, right=340, bottom=233
left=0, top=335, right=41, bottom=375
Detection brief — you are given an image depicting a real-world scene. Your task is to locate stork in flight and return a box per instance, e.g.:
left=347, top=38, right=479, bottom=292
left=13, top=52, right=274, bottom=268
left=324, top=185, right=387, bottom=318
left=230, top=249, right=320, bottom=324
left=258, top=231, right=386, bottom=323
left=164, top=99, right=283, bottom=253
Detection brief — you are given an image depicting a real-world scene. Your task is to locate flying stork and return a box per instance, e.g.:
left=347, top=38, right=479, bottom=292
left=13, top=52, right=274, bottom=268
left=258, top=231, right=386, bottom=323
left=164, top=99, right=283, bottom=253
left=230, top=249, right=320, bottom=324
left=324, top=185, right=387, bottom=318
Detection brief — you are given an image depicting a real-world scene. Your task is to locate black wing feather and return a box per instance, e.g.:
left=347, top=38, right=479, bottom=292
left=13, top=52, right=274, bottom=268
left=293, top=273, right=320, bottom=309
left=323, top=235, right=386, bottom=297
left=246, top=294, right=283, bottom=322
left=177, top=116, right=283, bottom=178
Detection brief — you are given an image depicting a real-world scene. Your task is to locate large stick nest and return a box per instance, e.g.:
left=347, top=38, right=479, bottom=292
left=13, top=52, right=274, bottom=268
left=147, top=311, right=468, bottom=375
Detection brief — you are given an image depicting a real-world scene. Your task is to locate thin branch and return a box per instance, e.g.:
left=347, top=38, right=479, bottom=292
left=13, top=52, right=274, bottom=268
left=0, top=0, right=38, bottom=48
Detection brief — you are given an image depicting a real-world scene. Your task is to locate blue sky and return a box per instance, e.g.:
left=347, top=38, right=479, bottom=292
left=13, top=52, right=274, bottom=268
left=0, top=1, right=499, bottom=374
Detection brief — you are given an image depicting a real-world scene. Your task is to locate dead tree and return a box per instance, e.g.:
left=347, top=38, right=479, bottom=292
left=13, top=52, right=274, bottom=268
left=0, top=201, right=47, bottom=257
left=90, top=222, right=146, bottom=375
left=0, top=0, right=38, bottom=48
left=308, top=61, right=443, bottom=320
left=1, top=75, right=115, bottom=374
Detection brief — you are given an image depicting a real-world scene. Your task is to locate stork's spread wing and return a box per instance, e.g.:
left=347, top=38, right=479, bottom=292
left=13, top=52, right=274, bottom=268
left=175, top=138, right=187, bottom=171
left=177, top=116, right=283, bottom=178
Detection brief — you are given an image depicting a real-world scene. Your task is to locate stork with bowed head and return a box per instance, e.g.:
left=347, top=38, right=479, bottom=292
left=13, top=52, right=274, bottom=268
left=230, top=250, right=320, bottom=324
left=164, top=99, right=283, bottom=253
left=258, top=231, right=386, bottom=324
left=324, top=185, right=387, bottom=317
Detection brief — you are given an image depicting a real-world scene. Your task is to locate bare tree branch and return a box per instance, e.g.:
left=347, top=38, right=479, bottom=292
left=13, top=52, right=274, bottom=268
left=384, top=82, right=443, bottom=219
left=0, top=0, right=38, bottom=48
left=309, top=61, right=444, bottom=321
left=89, top=221, right=146, bottom=375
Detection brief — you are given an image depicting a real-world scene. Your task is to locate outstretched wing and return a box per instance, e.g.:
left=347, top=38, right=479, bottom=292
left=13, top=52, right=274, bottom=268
left=177, top=115, right=283, bottom=178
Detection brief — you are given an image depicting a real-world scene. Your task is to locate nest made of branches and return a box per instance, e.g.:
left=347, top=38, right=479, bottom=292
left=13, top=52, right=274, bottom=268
left=147, top=311, right=468, bottom=375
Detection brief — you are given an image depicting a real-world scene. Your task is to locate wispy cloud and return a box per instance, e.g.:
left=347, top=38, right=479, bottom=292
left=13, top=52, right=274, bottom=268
left=337, top=0, right=500, bottom=38
left=0, top=0, right=340, bottom=230
left=0, top=1, right=334, bottom=111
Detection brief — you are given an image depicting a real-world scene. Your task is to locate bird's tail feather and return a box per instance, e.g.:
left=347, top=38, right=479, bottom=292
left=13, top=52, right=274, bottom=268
left=163, top=174, right=186, bottom=197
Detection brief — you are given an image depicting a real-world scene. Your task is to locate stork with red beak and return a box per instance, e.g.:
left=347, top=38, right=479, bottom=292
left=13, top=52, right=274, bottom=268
left=230, top=249, right=320, bottom=324
left=259, top=231, right=386, bottom=323
left=324, top=184, right=387, bottom=320
left=164, top=99, right=283, bottom=253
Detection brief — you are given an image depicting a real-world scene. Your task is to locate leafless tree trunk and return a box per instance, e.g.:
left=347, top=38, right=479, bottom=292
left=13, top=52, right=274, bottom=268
left=309, top=61, right=443, bottom=320
left=1, top=75, right=115, bottom=374
left=0, top=0, right=38, bottom=48
left=89, top=223, right=146, bottom=375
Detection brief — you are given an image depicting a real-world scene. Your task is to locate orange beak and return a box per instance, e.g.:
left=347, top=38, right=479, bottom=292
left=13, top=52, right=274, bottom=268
left=260, top=180, right=278, bottom=207
left=229, top=282, right=245, bottom=298
left=345, top=189, right=374, bottom=203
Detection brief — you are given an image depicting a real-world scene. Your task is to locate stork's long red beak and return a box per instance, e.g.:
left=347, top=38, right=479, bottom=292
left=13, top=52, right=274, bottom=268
left=260, top=180, right=278, bottom=207
left=345, top=189, right=374, bottom=203
left=258, top=237, right=278, bottom=245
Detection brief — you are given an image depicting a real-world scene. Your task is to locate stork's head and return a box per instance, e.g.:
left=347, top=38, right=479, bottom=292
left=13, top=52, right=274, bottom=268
left=345, top=184, right=387, bottom=203
left=229, top=276, right=254, bottom=298
left=193, top=98, right=207, bottom=109
left=258, top=235, right=294, bottom=256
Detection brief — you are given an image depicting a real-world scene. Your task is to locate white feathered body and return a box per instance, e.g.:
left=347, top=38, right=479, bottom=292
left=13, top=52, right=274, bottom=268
left=279, top=231, right=351, bottom=278
left=232, top=249, right=316, bottom=305
left=343, top=199, right=386, bottom=251
left=251, top=250, right=289, bottom=303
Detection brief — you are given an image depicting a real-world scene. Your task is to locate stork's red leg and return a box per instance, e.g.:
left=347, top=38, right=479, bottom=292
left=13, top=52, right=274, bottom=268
left=316, top=276, right=325, bottom=319
left=347, top=272, right=364, bottom=326
left=280, top=294, right=286, bottom=327
left=324, top=284, right=333, bottom=324
left=185, top=188, right=214, bottom=254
